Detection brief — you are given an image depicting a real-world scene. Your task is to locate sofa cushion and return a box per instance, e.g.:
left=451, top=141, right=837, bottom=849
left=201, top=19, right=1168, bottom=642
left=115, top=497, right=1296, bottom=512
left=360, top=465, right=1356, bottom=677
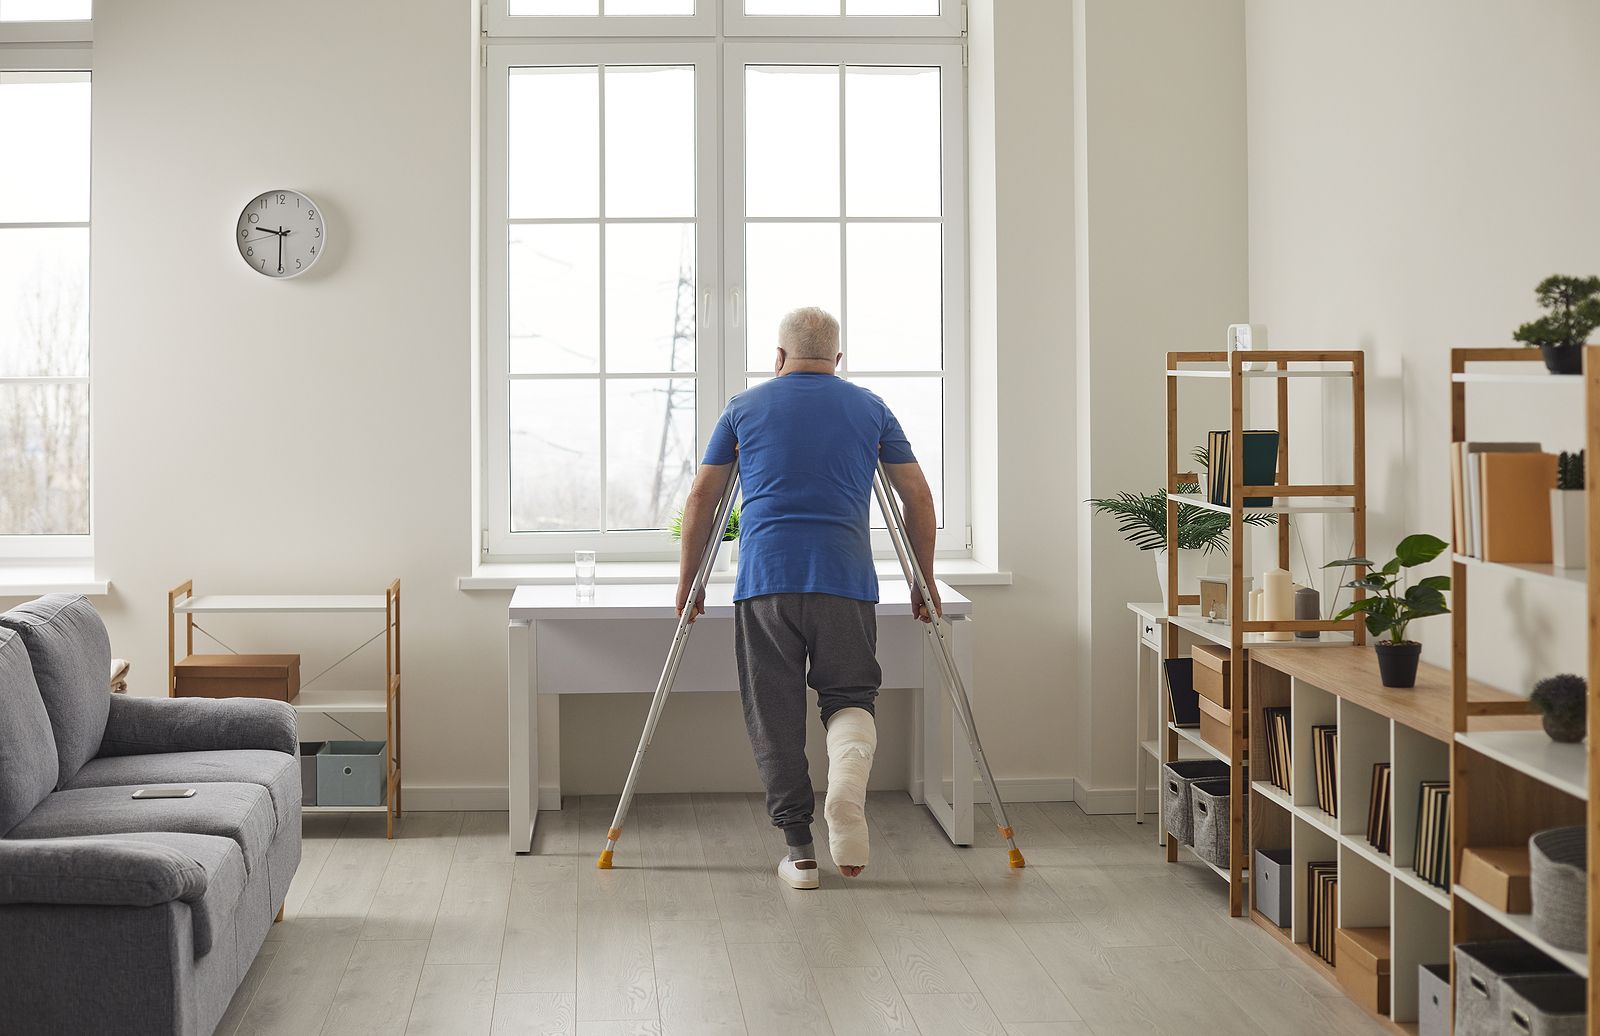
left=68, top=750, right=299, bottom=836
left=0, top=595, right=112, bottom=788
left=0, top=630, right=59, bottom=837
left=7, top=782, right=277, bottom=880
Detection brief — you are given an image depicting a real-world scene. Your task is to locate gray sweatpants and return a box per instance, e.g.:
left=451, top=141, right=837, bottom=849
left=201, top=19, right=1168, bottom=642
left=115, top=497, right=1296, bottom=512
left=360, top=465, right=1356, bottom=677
left=735, top=593, right=881, bottom=847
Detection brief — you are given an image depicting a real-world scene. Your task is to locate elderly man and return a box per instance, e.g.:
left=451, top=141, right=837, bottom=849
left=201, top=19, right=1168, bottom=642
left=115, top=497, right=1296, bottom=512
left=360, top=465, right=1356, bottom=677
left=675, top=306, right=940, bottom=889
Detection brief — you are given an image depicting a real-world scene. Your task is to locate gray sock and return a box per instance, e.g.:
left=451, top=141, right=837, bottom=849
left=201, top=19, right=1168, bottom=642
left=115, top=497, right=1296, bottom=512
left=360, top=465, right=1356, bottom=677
left=787, top=842, right=815, bottom=863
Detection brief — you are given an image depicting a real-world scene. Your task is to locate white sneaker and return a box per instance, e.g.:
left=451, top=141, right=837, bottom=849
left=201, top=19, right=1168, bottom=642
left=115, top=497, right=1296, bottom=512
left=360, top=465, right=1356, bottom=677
left=778, top=856, right=820, bottom=890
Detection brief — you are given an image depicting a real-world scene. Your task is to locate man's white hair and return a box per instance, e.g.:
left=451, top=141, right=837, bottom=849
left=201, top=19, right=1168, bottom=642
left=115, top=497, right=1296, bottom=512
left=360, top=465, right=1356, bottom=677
left=778, top=306, right=841, bottom=361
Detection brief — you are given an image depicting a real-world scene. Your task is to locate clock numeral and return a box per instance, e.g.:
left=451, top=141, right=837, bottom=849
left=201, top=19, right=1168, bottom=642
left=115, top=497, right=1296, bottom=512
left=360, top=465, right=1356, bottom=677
left=276, top=193, right=287, bottom=204
left=313, top=226, right=321, bottom=238
left=240, top=228, right=248, bottom=238
left=248, top=212, right=260, bottom=225
left=246, top=246, right=254, bottom=257
left=259, top=259, right=266, bottom=270
left=310, top=245, right=317, bottom=255
left=306, top=209, right=316, bottom=220
left=295, top=258, right=303, bottom=269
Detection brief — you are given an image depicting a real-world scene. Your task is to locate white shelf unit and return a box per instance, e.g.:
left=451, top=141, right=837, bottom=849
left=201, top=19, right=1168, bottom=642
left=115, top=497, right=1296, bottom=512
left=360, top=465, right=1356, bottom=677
left=1166, top=492, right=1356, bottom=516
left=1167, top=722, right=1228, bottom=765
left=167, top=578, right=404, bottom=838
left=1168, top=614, right=1355, bottom=650
left=1452, top=553, right=1587, bottom=590
left=1165, top=367, right=1355, bottom=380
left=1455, top=730, right=1588, bottom=801
left=1450, top=371, right=1584, bottom=385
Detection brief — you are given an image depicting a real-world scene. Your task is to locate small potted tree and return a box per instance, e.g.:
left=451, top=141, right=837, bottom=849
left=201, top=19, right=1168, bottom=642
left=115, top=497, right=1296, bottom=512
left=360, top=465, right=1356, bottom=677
left=1513, top=274, right=1600, bottom=375
left=1552, top=449, right=1585, bottom=570
left=1323, top=533, right=1451, bottom=688
left=670, top=503, right=740, bottom=571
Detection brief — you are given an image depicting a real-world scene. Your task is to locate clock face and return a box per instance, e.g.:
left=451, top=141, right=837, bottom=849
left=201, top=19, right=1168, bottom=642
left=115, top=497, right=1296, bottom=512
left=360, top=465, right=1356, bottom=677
left=236, top=190, right=325, bottom=278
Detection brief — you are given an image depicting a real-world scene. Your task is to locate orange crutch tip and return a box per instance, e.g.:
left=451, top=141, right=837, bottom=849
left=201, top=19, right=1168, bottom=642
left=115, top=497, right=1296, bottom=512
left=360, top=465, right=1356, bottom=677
left=596, top=850, right=614, bottom=869
left=1007, top=849, right=1025, bottom=868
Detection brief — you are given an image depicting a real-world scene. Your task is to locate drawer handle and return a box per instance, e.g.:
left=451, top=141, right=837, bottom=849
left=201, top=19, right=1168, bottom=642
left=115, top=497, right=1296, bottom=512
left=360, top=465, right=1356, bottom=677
left=344, top=766, right=355, bottom=776
left=1469, top=975, right=1489, bottom=999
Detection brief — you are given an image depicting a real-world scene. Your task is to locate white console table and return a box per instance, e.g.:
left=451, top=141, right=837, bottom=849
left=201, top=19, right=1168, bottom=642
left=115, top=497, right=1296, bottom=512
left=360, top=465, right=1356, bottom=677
left=506, top=581, right=974, bottom=854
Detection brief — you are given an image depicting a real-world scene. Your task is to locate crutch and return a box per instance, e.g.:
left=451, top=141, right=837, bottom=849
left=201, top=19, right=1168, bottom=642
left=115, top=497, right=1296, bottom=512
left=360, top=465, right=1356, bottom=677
left=873, top=460, right=1025, bottom=868
left=597, top=458, right=741, bottom=869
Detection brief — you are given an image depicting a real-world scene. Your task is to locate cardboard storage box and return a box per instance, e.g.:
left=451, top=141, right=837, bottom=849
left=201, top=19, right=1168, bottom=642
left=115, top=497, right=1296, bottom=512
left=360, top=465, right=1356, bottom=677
left=1335, top=927, right=1392, bottom=1017
left=1192, top=643, right=1244, bottom=709
left=1459, top=845, right=1533, bottom=914
left=175, top=654, right=300, bottom=701
left=1196, top=693, right=1242, bottom=755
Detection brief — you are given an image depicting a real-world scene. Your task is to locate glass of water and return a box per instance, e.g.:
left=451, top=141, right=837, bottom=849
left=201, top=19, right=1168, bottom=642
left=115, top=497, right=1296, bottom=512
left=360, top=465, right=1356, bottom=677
left=574, top=550, right=597, bottom=599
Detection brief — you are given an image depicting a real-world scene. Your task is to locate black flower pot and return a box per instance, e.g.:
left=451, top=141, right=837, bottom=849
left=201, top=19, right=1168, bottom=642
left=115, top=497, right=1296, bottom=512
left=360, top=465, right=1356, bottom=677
left=1375, top=640, right=1421, bottom=688
left=1540, top=344, right=1584, bottom=375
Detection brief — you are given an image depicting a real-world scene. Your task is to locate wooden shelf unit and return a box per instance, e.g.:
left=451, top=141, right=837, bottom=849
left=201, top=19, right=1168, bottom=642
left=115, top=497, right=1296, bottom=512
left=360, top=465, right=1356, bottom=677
left=1447, top=346, right=1598, bottom=1033
left=167, top=579, right=403, bottom=838
left=1163, top=349, right=1367, bottom=917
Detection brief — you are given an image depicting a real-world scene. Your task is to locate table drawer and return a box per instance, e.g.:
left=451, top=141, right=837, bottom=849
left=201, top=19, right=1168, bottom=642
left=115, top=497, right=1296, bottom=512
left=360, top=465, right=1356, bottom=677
left=1139, top=617, right=1163, bottom=650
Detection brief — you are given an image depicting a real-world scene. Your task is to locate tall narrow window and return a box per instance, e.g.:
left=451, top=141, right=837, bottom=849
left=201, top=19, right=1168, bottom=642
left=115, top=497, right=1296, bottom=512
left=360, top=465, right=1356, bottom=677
left=0, top=68, right=91, bottom=554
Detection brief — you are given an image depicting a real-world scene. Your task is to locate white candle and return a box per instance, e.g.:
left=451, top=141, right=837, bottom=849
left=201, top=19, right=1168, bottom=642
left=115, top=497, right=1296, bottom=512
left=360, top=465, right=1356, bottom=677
left=1263, top=567, right=1294, bottom=641
left=1250, top=587, right=1264, bottom=622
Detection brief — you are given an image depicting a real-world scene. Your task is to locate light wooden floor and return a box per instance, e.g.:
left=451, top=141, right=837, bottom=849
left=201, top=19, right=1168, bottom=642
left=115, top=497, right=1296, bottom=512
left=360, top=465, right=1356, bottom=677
left=220, top=793, right=1387, bottom=1035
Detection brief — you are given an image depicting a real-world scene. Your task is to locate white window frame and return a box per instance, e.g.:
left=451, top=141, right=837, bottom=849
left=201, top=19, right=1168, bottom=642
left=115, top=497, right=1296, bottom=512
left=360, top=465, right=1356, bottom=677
left=0, top=43, right=93, bottom=562
left=484, top=42, right=720, bottom=560
left=484, top=0, right=959, bottom=38
left=723, top=2, right=960, bottom=38
left=486, top=2, right=715, bottom=39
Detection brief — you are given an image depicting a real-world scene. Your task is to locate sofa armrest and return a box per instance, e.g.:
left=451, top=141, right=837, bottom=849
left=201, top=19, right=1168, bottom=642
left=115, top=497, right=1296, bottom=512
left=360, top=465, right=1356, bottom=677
left=0, top=837, right=205, bottom=908
left=98, top=694, right=297, bottom=758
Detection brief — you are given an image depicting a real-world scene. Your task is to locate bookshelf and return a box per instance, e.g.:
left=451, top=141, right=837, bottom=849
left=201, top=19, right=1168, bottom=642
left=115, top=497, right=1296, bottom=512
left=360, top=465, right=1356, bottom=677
left=1164, top=349, right=1367, bottom=917
left=1447, top=346, right=1598, bottom=1033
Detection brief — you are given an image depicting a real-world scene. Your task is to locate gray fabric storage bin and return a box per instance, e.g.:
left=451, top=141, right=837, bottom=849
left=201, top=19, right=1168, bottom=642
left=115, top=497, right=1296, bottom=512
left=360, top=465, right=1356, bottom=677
left=317, top=740, right=387, bottom=806
left=1418, top=963, right=1450, bottom=1036
left=1531, top=827, right=1587, bottom=952
left=1254, top=848, right=1292, bottom=927
left=1501, top=974, right=1587, bottom=1036
left=1455, top=941, right=1566, bottom=1036
left=299, top=741, right=325, bottom=806
left=1190, top=776, right=1233, bottom=867
left=1161, top=758, right=1229, bottom=846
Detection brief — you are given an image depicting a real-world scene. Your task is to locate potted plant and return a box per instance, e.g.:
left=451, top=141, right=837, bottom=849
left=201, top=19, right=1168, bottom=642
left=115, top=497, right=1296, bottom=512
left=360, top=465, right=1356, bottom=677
left=1530, top=674, right=1587, bottom=744
left=669, top=502, right=740, bottom=571
left=1323, top=533, right=1450, bottom=688
left=1512, top=274, right=1600, bottom=375
left=1552, top=449, right=1585, bottom=570
left=1089, top=452, right=1275, bottom=607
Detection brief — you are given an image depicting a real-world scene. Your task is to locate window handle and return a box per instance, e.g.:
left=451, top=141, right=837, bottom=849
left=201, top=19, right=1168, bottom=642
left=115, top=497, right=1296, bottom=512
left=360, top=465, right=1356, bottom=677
left=730, top=287, right=742, bottom=328
left=701, top=291, right=712, bottom=327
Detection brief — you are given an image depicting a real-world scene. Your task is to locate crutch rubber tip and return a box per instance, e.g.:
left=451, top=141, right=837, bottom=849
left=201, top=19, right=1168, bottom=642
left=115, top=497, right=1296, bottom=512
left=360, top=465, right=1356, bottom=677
left=596, top=850, right=614, bottom=869
left=1008, top=849, right=1025, bottom=869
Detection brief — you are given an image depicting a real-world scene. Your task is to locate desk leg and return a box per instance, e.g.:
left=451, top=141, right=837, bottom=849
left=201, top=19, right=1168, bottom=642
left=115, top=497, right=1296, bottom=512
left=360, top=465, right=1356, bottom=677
left=1134, top=617, right=1146, bottom=826
left=949, top=616, right=975, bottom=846
left=508, top=618, right=537, bottom=854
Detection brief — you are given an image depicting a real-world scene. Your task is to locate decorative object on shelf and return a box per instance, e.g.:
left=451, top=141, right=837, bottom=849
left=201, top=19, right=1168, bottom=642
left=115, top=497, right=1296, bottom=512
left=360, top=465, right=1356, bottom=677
left=671, top=501, right=740, bottom=572
left=1529, top=826, right=1587, bottom=952
left=1162, top=658, right=1201, bottom=726
left=1294, top=585, right=1321, bottom=639
left=1087, top=480, right=1270, bottom=607
left=1551, top=449, right=1586, bottom=569
left=1453, top=941, right=1566, bottom=1036
left=1529, top=673, right=1587, bottom=744
left=1262, top=706, right=1291, bottom=791
left=1205, top=429, right=1281, bottom=508
left=1479, top=451, right=1560, bottom=563
left=1254, top=847, right=1292, bottom=927
left=1498, top=974, right=1588, bottom=1036
left=1458, top=845, right=1533, bottom=913
left=1365, top=762, right=1391, bottom=853
left=1335, top=927, right=1392, bottom=1017
left=1189, top=776, right=1234, bottom=868
left=1160, top=759, right=1230, bottom=847
left=1417, top=963, right=1450, bottom=1036
left=173, top=654, right=300, bottom=701
left=1307, top=861, right=1339, bottom=964
left=1261, top=567, right=1294, bottom=642
left=1225, top=322, right=1268, bottom=372
left=1511, top=274, right=1600, bottom=375
left=1312, top=724, right=1338, bottom=815
left=1197, top=574, right=1250, bottom=623
left=1414, top=781, right=1452, bottom=889
left=1325, top=533, right=1450, bottom=688
left=1453, top=441, right=1541, bottom=557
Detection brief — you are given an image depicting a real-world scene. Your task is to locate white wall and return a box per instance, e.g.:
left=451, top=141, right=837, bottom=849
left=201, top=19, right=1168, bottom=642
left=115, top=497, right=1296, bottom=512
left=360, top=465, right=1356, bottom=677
left=1245, top=0, right=1600, bottom=688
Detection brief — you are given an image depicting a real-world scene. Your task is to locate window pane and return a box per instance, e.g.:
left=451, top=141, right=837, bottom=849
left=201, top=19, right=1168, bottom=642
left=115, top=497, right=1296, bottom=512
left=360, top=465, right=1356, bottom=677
left=746, top=66, right=838, bottom=218
left=0, top=382, right=88, bottom=535
left=510, top=379, right=600, bottom=532
left=508, top=0, right=597, bottom=14
left=845, top=66, right=940, bottom=217
left=0, top=72, right=90, bottom=224
left=606, top=378, right=695, bottom=530
left=845, top=223, right=940, bottom=372
left=606, top=223, right=694, bottom=374
left=0, top=0, right=91, bottom=20
left=744, top=0, right=837, bottom=12
left=745, top=223, right=839, bottom=370
left=0, top=228, right=88, bottom=378
left=852, top=376, right=942, bottom=524
left=604, top=66, right=694, bottom=219
left=605, top=0, right=695, bottom=13
left=846, top=0, right=937, bottom=12
left=509, top=224, right=598, bottom=374
left=509, top=67, right=598, bottom=219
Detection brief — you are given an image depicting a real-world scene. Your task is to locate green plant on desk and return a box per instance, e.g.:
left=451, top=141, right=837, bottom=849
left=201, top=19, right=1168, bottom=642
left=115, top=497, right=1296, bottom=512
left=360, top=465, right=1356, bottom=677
left=669, top=502, right=740, bottom=542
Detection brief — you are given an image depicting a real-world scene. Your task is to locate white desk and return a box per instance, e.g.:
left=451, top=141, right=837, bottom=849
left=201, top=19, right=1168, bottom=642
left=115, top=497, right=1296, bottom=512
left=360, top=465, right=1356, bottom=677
left=507, top=581, right=975, bottom=854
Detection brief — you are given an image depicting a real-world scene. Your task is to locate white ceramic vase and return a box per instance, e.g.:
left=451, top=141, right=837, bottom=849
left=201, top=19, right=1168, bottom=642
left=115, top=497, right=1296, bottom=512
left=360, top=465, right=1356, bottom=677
left=1551, top=489, right=1585, bottom=570
left=1154, top=549, right=1207, bottom=609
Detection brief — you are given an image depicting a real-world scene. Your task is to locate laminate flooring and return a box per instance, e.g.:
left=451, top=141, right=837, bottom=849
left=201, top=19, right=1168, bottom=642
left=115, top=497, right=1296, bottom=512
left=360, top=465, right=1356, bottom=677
left=220, top=794, right=1388, bottom=1035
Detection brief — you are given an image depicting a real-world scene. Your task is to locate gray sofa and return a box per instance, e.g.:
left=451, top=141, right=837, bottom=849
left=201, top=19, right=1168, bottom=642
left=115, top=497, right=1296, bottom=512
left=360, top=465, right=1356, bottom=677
left=0, top=594, right=301, bottom=1036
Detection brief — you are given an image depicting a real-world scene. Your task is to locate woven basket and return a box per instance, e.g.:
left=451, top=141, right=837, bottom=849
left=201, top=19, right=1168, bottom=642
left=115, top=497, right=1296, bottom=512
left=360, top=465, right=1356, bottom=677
left=1530, top=827, right=1587, bottom=952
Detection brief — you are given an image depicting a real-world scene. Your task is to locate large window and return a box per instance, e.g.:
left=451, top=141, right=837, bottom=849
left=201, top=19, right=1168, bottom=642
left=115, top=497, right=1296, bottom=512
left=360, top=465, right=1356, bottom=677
left=483, top=3, right=964, bottom=560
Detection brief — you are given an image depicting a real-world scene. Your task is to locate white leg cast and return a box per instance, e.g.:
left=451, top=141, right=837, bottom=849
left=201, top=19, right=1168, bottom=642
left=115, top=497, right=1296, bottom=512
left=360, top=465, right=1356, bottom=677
left=824, top=706, right=876, bottom=870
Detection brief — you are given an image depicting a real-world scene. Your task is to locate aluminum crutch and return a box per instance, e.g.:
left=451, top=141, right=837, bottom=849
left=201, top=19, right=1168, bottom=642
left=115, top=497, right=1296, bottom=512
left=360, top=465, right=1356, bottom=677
left=597, top=458, right=740, bottom=869
left=873, top=460, right=1025, bottom=868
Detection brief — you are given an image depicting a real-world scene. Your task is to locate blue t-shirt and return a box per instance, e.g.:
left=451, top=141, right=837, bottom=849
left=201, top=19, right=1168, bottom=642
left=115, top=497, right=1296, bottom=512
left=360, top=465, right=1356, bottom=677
left=702, top=373, right=916, bottom=603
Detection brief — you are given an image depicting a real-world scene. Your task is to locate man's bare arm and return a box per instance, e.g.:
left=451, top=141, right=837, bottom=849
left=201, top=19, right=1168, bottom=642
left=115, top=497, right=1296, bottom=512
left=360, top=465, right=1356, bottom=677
left=882, top=461, right=940, bottom=621
left=676, top=460, right=734, bottom=621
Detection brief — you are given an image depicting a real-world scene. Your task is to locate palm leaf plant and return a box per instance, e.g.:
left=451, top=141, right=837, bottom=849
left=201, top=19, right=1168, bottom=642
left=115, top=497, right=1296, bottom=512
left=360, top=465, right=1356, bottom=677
left=668, top=503, right=740, bottom=543
left=1087, top=446, right=1275, bottom=554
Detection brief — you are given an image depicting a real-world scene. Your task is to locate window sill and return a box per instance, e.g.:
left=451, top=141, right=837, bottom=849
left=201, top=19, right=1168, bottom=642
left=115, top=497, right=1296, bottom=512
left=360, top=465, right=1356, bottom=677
left=0, top=563, right=109, bottom=597
left=459, top=557, right=1012, bottom=590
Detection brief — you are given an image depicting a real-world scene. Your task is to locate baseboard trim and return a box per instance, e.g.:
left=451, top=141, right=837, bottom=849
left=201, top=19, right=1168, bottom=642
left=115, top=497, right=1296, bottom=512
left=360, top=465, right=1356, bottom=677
left=1072, top=780, right=1162, bottom=816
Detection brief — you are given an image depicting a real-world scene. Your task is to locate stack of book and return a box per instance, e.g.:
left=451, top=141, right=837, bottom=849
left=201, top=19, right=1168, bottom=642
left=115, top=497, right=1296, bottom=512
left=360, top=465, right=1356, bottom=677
left=1450, top=442, right=1558, bottom=562
left=1205, top=429, right=1282, bottom=508
left=1307, top=861, right=1339, bottom=964
left=1414, top=781, right=1451, bottom=888
left=1366, top=763, right=1392, bottom=854
left=1261, top=707, right=1292, bottom=792
left=1312, top=725, right=1338, bottom=817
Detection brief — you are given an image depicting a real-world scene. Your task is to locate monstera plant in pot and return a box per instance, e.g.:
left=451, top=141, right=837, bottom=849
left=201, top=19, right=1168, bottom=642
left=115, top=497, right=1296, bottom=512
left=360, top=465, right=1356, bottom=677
left=1323, top=534, right=1451, bottom=688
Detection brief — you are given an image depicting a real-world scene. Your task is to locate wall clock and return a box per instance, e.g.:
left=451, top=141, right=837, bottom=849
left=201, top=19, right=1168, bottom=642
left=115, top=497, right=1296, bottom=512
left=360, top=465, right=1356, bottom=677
left=236, top=189, right=325, bottom=278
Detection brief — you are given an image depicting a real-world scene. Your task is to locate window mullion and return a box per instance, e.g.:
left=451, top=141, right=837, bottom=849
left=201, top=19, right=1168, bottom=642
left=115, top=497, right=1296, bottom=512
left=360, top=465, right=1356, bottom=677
left=597, top=63, right=610, bottom=535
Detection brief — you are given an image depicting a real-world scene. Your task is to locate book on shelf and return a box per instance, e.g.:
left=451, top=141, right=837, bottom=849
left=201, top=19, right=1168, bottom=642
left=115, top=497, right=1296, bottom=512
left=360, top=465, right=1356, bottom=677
left=1413, top=782, right=1451, bottom=888
left=1206, top=429, right=1282, bottom=509
left=1452, top=442, right=1540, bottom=558
left=1261, top=707, right=1292, bottom=792
left=1366, top=762, right=1391, bottom=854
left=1307, top=861, right=1339, bottom=964
left=1479, top=451, right=1558, bottom=563
left=1163, top=658, right=1201, bottom=727
left=1311, top=725, right=1338, bottom=816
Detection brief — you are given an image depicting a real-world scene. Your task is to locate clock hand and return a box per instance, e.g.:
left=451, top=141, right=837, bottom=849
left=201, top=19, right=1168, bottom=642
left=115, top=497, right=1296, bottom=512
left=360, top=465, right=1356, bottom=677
left=277, top=226, right=283, bottom=273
